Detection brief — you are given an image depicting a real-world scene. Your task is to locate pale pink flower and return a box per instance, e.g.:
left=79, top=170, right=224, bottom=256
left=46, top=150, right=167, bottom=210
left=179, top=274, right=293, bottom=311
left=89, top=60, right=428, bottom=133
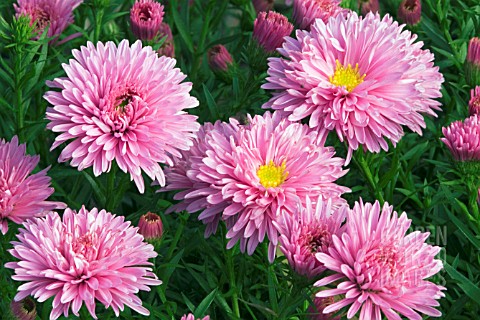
left=130, top=0, right=164, bottom=41
left=162, top=120, right=240, bottom=237
left=197, top=112, right=349, bottom=262
left=469, top=86, right=480, bottom=116
left=441, top=115, right=480, bottom=161
left=14, top=0, right=83, bottom=40
left=292, top=0, right=346, bottom=30
left=397, top=0, right=422, bottom=26
left=253, top=11, right=293, bottom=53
left=45, top=40, right=200, bottom=193
left=6, top=206, right=161, bottom=320
left=358, top=0, right=379, bottom=15
left=138, top=212, right=163, bottom=240
left=0, top=136, right=64, bottom=235
left=181, top=313, right=210, bottom=320
left=315, top=200, right=445, bottom=320
left=274, top=196, right=347, bottom=278
left=262, top=12, right=444, bottom=161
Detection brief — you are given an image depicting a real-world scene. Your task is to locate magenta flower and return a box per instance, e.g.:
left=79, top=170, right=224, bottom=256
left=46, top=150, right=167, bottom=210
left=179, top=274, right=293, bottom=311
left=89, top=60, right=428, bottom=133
left=162, top=120, right=240, bottom=237
left=196, top=112, right=349, bottom=262
left=292, top=0, right=346, bottom=30
left=14, top=0, right=83, bottom=40
left=315, top=200, right=445, bottom=320
left=253, top=11, right=293, bottom=53
left=262, top=12, right=444, bottom=160
left=6, top=206, right=161, bottom=320
left=157, top=22, right=175, bottom=57
left=181, top=314, right=210, bottom=320
left=0, top=136, right=64, bottom=235
left=469, top=86, right=480, bottom=116
left=208, top=45, right=234, bottom=72
left=441, top=115, right=480, bottom=161
left=45, top=40, right=200, bottom=193
left=138, top=212, right=163, bottom=240
left=274, top=196, right=347, bottom=278
left=397, top=0, right=422, bottom=26
left=358, top=0, right=379, bottom=15
left=130, top=0, right=164, bottom=41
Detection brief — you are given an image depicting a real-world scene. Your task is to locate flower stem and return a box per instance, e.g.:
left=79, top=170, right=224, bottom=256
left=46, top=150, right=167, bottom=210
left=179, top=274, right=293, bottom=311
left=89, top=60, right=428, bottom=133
left=226, top=248, right=240, bottom=319
left=165, top=214, right=187, bottom=261
left=354, top=151, right=385, bottom=204
left=105, top=164, right=117, bottom=211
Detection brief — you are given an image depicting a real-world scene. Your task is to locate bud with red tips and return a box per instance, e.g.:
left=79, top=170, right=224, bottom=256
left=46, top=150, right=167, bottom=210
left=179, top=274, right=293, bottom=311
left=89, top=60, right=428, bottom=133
left=358, top=0, right=379, bottom=15
left=253, top=11, right=293, bottom=53
left=397, top=0, right=422, bottom=26
left=466, top=37, right=480, bottom=87
left=138, top=212, right=163, bottom=240
left=130, top=0, right=164, bottom=41
left=208, top=45, right=234, bottom=72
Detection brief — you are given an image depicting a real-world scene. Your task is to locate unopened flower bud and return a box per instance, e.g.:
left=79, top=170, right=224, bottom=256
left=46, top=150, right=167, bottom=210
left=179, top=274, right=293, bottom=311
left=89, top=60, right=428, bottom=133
left=10, top=298, right=36, bottom=320
left=130, top=0, right=164, bottom=41
left=253, top=11, right=293, bottom=53
left=466, top=37, right=480, bottom=87
left=138, top=212, right=163, bottom=240
left=397, top=0, right=422, bottom=26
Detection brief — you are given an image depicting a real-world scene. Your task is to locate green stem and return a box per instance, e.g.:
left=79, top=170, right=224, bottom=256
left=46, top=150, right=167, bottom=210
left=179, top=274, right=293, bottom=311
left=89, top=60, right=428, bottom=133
left=105, top=165, right=116, bottom=211
left=226, top=248, right=240, bottom=319
left=354, top=151, right=385, bottom=204
left=165, top=215, right=186, bottom=261
left=93, top=7, right=104, bottom=43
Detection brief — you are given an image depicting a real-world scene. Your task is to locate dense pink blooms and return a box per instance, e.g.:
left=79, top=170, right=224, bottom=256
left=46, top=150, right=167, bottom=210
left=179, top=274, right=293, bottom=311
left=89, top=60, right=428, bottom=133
left=157, top=22, right=175, bottom=57
left=469, top=86, right=480, bottom=116
left=315, top=200, right=445, bottom=320
left=10, top=298, right=37, bottom=320
left=181, top=314, right=210, bottom=320
left=14, top=0, right=83, bottom=40
left=130, top=0, right=164, bottom=40
left=195, top=112, right=349, bottom=262
left=398, top=0, right=422, bottom=25
left=253, top=11, right=293, bottom=53
left=441, top=115, right=480, bottom=161
left=292, top=0, right=346, bottom=30
left=6, top=207, right=161, bottom=320
left=162, top=120, right=240, bottom=237
left=262, top=12, right=443, bottom=160
left=253, top=0, right=274, bottom=13
left=358, top=0, right=379, bottom=15
left=45, top=40, right=200, bottom=193
left=138, top=212, right=163, bottom=239
left=274, top=197, right=347, bottom=278
left=0, top=136, right=64, bottom=235
left=208, top=45, right=233, bottom=72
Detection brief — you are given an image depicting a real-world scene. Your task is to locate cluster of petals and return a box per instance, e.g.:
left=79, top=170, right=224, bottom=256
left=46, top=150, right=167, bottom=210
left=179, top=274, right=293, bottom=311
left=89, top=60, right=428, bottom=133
left=130, top=0, right=164, bottom=41
left=6, top=206, right=161, bottom=320
left=292, top=0, right=346, bottom=30
left=262, top=12, right=444, bottom=160
left=44, top=40, right=200, bottom=193
left=0, top=136, right=64, bottom=235
left=190, top=112, right=349, bottom=262
left=441, top=114, right=480, bottom=161
left=274, top=196, right=347, bottom=278
left=14, top=0, right=83, bottom=40
left=315, top=200, right=445, bottom=320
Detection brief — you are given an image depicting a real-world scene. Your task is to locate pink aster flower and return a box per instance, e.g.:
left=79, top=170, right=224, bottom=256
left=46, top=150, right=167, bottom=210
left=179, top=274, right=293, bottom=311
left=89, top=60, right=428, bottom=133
left=0, top=136, right=64, bottom=235
left=397, top=0, right=422, bottom=26
left=253, top=11, right=293, bottom=53
left=196, top=112, right=349, bottom=262
left=274, top=196, right=347, bottom=278
left=469, top=86, right=480, bottom=116
left=181, top=313, right=210, bottom=320
left=157, top=22, right=175, bottom=57
left=441, top=115, right=480, bottom=161
left=162, top=120, right=240, bottom=237
left=358, top=0, right=379, bottom=15
left=130, top=0, right=164, bottom=41
left=14, top=0, right=83, bottom=40
left=138, top=212, right=163, bottom=240
left=262, top=12, right=444, bottom=160
left=5, top=206, right=161, bottom=320
left=44, top=40, right=200, bottom=193
left=292, top=0, right=346, bottom=31
left=315, top=200, right=445, bottom=320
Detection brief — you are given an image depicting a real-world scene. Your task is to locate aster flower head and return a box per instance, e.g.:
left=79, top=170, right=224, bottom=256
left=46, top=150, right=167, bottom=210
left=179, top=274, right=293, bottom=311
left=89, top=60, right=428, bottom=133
left=469, top=86, right=480, bottom=116
left=315, top=200, right=445, bottom=320
left=181, top=314, right=210, bottom=320
left=157, top=22, right=175, bottom=57
left=5, top=206, right=161, bottom=320
left=253, top=0, right=274, bottom=13
left=274, top=196, right=347, bottom=278
left=208, top=45, right=234, bottom=72
left=196, top=112, right=349, bottom=262
left=397, top=0, right=422, bottom=26
left=262, top=12, right=444, bottom=160
left=138, top=212, right=163, bottom=240
left=162, top=120, right=241, bottom=237
left=292, top=0, right=346, bottom=31
left=0, top=136, right=64, bottom=235
left=466, top=37, right=480, bottom=86
left=130, top=0, right=164, bottom=41
left=253, top=11, right=293, bottom=53
left=45, top=40, right=200, bottom=193
left=358, top=0, right=379, bottom=15
left=14, top=0, right=83, bottom=40
left=441, top=115, right=480, bottom=162
left=10, top=298, right=37, bottom=320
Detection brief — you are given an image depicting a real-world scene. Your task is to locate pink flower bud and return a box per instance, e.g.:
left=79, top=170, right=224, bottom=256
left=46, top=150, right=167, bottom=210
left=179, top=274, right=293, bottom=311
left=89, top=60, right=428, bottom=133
left=292, top=0, right=346, bottom=30
left=130, top=0, right=164, bottom=41
left=10, top=298, right=37, bottom=320
left=138, top=212, right=163, bottom=240
left=469, top=86, right=480, bottom=116
left=253, top=11, right=293, bottom=53
left=397, top=0, right=422, bottom=26
left=208, top=45, right=234, bottom=72
left=466, top=37, right=480, bottom=86
left=253, top=0, right=274, bottom=13
left=157, top=22, right=175, bottom=57
left=358, top=0, right=379, bottom=15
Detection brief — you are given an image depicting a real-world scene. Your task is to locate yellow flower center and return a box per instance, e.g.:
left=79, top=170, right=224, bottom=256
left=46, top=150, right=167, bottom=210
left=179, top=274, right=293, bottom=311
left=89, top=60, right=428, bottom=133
left=257, top=160, right=288, bottom=188
left=329, top=60, right=366, bottom=92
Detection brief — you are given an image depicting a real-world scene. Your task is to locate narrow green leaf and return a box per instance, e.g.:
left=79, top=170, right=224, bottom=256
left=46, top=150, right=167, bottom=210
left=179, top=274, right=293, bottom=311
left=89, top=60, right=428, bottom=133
left=444, top=262, right=480, bottom=305
left=194, top=288, right=217, bottom=317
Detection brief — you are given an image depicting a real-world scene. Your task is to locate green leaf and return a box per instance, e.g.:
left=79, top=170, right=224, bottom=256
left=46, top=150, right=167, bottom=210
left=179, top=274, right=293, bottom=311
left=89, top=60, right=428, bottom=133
left=444, top=261, right=480, bottom=305
left=194, top=288, right=218, bottom=317
left=171, top=2, right=194, bottom=53
left=202, top=84, right=220, bottom=120
left=450, top=201, right=480, bottom=250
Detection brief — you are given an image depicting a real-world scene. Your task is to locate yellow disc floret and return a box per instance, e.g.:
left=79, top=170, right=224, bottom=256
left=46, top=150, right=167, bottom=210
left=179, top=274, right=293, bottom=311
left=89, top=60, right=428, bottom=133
left=329, top=60, right=366, bottom=92
left=257, top=160, right=288, bottom=188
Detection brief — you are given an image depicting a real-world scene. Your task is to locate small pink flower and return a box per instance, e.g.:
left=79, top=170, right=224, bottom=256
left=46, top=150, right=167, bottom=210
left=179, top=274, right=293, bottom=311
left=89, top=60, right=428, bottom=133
left=10, top=297, right=37, bottom=320
left=253, top=0, right=274, bottom=13
left=397, top=0, right=422, bottom=25
left=6, top=207, right=162, bottom=320
left=157, top=22, right=175, bottom=57
left=441, top=115, right=480, bottom=161
left=14, top=0, right=83, bottom=40
left=469, top=86, right=480, bottom=116
left=0, top=136, right=64, bottom=235
left=292, top=0, right=346, bottom=30
left=315, top=200, right=445, bottom=320
left=130, top=0, right=164, bottom=41
left=274, top=196, right=347, bottom=278
left=253, top=11, right=293, bottom=53
left=45, top=40, right=200, bottom=193
left=208, top=45, right=234, bottom=72
left=180, top=313, right=210, bottom=320
left=358, top=0, right=379, bottom=15
left=138, top=212, right=163, bottom=240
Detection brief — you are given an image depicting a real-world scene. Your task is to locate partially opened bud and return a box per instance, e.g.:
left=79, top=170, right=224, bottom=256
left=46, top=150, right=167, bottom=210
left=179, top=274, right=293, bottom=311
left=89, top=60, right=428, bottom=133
left=130, top=0, right=164, bottom=41
left=441, top=115, right=480, bottom=162
left=292, top=0, right=345, bottom=31
left=466, top=37, right=480, bottom=87
left=138, top=212, right=163, bottom=240
left=253, top=11, right=293, bottom=53
left=208, top=45, right=234, bottom=72
left=469, top=86, right=480, bottom=116
left=157, top=22, right=175, bottom=57
left=397, top=0, right=422, bottom=26
left=253, top=0, right=274, bottom=13
left=10, top=298, right=36, bottom=320
left=358, top=0, right=379, bottom=15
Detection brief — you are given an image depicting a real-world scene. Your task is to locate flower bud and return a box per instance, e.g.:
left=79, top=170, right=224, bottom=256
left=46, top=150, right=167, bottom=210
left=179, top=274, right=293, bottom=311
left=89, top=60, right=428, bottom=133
left=397, top=0, right=422, bottom=26
left=253, top=11, right=293, bottom=53
left=292, top=0, right=345, bottom=31
left=10, top=298, right=36, bottom=320
left=157, top=22, right=175, bottom=57
left=130, top=0, right=164, bottom=41
left=466, top=37, right=480, bottom=87
left=358, top=0, right=379, bottom=15
left=253, top=0, right=274, bottom=13
left=469, top=86, right=480, bottom=116
left=138, top=212, right=163, bottom=240
left=208, top=45, right=234, bottom=72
